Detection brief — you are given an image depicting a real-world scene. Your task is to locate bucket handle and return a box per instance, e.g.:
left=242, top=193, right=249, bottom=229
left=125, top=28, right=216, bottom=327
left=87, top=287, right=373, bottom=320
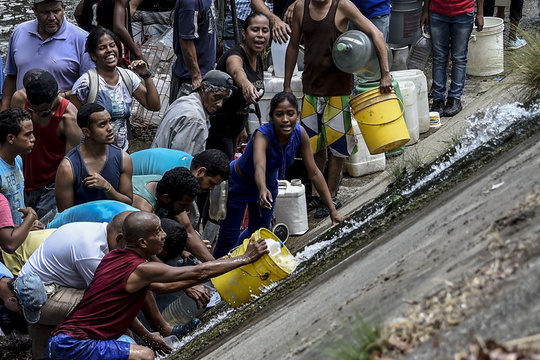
left=240, top=267, right=270, bottom=280
left=355, top=96, right=405, bottom=126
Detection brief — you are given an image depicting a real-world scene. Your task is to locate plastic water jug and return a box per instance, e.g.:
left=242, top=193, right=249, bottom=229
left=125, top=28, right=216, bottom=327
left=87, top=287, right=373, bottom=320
left=274, top=179, right=308, bottom=235
left=407, top=26, right=432, bottom=71
left=208, top=180, right=228, bottom=221
left=271, top=39, right=298, bottom=77
left=162, top=282, right=217, bottom=325
left=332, top=30, right=393, bottom=81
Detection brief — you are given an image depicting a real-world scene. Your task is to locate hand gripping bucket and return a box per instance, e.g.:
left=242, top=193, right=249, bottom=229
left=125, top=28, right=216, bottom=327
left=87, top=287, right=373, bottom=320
left=211, top=228, right=296, bottom=308
left=349, top=88, right=410, bottom=155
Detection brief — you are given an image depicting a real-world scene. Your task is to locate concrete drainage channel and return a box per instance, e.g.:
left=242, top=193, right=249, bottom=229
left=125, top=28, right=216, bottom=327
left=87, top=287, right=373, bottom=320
left=165, top=101, right=540, bottom=360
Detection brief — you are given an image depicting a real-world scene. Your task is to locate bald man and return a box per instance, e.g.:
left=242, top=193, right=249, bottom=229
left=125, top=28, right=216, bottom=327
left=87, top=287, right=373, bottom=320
left=48, top=212, right=268, bottom=359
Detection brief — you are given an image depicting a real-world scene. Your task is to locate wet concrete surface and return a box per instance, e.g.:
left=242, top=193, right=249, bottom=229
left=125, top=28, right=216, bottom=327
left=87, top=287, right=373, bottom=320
left=192, top=111, right=540, bottom=360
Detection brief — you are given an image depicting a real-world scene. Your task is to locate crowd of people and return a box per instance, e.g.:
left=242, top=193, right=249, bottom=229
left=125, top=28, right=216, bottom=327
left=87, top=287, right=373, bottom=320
left=0, top=0, right=515, bottom=357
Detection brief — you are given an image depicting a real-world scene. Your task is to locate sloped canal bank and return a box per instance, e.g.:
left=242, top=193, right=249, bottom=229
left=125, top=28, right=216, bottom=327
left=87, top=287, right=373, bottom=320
left=164, top=100, right=540, bottom=360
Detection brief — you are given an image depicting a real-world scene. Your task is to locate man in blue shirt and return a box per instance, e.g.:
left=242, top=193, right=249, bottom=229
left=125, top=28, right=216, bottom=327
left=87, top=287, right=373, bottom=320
left=1, top=0, right=94, bottom=110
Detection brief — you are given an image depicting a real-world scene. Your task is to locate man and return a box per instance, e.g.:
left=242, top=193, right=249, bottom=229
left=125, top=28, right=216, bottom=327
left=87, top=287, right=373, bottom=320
left=169, top=0, right=217, bottom=103
left=421, top=0, right=484, bottom=117
left=153, top=70, right=234, bottom=155
left=1, top=0, right=94, bottom=110
left=0, top=259, right=32, bottom=335
left=132, top=149, right=230, bottom=262
left=0, top=109, right=35, bottom=225
left=55, top=103, right=133, bottom=212
left=47, top=211, right=268, bottom=359
left=283, top=0, right=391, bottom=218
left=16, top=212, right=188, bottom=359
left=132, top=148, right=230, bottom=179
left=11, top=69, right=81, bottom=221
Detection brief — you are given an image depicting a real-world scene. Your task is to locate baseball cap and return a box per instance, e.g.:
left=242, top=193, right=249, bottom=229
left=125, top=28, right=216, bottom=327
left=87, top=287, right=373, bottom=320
left=200, top=70, right=236, bottom=91
left=23, top=68, right=58, bottom=105
left=14, top=273, right=48, bottom=324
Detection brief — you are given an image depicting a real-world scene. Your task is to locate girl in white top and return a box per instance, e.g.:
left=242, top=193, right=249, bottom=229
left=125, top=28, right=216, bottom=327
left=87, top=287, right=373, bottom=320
left=71, top=26, right=160, bottom=151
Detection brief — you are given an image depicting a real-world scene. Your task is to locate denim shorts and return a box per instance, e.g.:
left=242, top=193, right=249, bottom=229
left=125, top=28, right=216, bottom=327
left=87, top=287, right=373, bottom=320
left=47, top=333, right=132, bottom=360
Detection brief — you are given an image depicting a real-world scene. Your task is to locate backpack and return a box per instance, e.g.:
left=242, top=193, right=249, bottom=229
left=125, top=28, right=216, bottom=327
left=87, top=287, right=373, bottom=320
left=86, top=67, right=134, bottom=104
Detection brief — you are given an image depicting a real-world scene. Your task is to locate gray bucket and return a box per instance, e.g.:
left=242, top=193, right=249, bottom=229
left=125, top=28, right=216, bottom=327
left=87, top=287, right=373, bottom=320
left=389, top=0, right=423, bottom=46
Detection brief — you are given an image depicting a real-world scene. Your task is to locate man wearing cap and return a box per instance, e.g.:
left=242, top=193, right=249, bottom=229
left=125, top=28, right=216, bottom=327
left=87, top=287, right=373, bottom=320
left=11, top=69, right=82, bottom=222
left=152, top=70, right=234, bottom=156
left=0, top=264, right=41, bottom=335
left=55, top=103, right=133, bottom=213
left=1, top=0, right=95, bottom=110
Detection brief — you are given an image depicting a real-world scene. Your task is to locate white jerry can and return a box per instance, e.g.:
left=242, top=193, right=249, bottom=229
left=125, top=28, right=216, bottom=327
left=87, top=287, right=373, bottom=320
left=274, top=179, right=309, bottom=236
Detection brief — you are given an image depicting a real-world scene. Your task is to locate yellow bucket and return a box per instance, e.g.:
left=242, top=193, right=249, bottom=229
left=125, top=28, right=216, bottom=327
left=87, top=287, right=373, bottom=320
left=350, top=88, right=410, bottom=155
left=211, top=228, right=296, bottom=308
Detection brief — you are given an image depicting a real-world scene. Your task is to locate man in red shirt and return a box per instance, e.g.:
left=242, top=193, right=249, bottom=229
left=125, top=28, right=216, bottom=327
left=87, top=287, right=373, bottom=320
left=11, top=69, right=81, bottom=222
left=48, top=211, right=269, bottom=359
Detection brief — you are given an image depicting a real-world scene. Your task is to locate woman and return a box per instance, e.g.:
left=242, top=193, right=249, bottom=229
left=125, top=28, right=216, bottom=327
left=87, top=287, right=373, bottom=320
left=207, top=12, right=271, bottom=161
left=213, top=92, right=346, bottom=259
left=71, top=26, right=160, bottom=151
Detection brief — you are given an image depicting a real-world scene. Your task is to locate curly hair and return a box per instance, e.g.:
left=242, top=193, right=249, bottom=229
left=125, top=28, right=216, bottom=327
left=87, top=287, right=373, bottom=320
left=191, top=149, right=231, bottom=180
left=0, top=109, right=31, bottom=144
left=157, top=167, right=200, bottom=201
left=160, top=218, right=188, bottom=262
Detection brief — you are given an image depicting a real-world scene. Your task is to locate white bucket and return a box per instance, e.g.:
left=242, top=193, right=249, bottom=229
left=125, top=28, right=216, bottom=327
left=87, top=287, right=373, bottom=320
left=390, top=69, right=430, bottom=133
left=344, top=121, right=386, bottom=177
left=274, top=179, right=308, bottom=235
left=467, top=17, right=504, bottom=77
left=397, top=80, right=419, bottom=145
left=271, top=39, right=298, bottom=78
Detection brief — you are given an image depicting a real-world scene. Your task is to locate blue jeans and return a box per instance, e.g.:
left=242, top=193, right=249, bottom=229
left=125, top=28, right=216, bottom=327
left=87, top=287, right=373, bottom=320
left=349, top=14, right=390, bottom=42
left=223, top=14, right=245, bottom=52
left=430, top=11, right=474, bottom=102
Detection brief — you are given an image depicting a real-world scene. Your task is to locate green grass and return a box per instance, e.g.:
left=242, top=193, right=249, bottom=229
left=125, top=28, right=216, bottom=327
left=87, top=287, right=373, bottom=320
left=507, top=29, right=540, bottom=102
left=326, top=316, right=385, bottom=360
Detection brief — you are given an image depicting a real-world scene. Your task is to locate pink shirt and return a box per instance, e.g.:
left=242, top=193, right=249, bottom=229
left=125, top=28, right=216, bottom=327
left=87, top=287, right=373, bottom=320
left=0, top=194, right=14, bottom=229
left=429, top=0, right=475, bottom=17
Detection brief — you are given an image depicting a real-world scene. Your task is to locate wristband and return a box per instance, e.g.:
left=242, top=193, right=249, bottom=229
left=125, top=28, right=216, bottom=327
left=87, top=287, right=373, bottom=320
left=104, top=183, right=112, bottom=193
left=141, top=70, right=153, bottom=80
